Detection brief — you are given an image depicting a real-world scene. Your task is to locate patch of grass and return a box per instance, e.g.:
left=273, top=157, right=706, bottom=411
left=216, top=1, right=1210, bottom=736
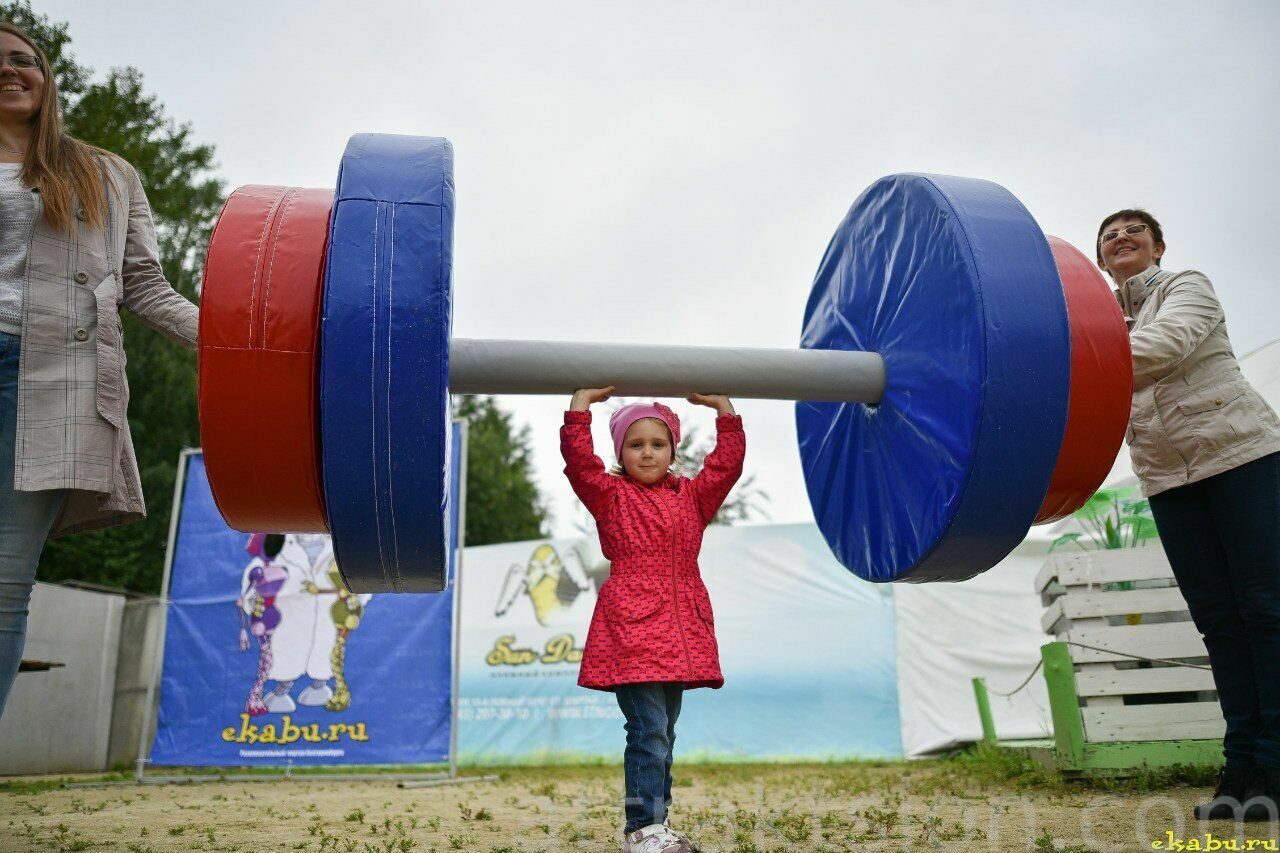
left=859, top=805, right=902, bottom=837
left=48, top=822, right=93, bottom=851
left=528, top=780, right=557, bottom=799
left=944, top=743, right=1059, bottom=791
left=1079, top=762, right=1220, bottom=793
left=17, top=799, right=50, bottom=815
left=0, top=778, right=65, bottom=794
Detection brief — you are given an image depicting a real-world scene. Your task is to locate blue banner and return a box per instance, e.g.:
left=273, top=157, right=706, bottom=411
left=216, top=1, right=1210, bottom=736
left=149, top=429, right=460, bottom=767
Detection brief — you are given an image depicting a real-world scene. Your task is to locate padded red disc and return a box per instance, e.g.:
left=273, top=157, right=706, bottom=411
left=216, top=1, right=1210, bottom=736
left=1034, top=236, right=1132, bottom=524
left=198, top=186, right=332, bottom=532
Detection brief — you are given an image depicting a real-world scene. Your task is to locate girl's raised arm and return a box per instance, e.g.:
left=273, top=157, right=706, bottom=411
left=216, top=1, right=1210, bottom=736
left=561, top=387, right=618, bottom=520
left=687, top=394, right=746, bottom=523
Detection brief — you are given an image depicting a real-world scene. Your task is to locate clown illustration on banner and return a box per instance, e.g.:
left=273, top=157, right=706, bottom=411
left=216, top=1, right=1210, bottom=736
left=236, top=533, right=373, bottom=716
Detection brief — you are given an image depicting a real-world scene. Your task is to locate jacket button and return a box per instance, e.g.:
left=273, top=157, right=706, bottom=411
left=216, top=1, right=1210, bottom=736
left=74, top=271, right=88, bottom=284
left=75, top=208, right=87, bottom=222
left=73, top=328, right=89, bottom=342
left=1214, top=399, right=1223, bottom=407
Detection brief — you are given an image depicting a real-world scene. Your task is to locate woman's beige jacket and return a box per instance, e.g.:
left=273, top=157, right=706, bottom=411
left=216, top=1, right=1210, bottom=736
left=1118, top=265, right=1280, bottom=497
left=17, top=155, right=197, bottom=536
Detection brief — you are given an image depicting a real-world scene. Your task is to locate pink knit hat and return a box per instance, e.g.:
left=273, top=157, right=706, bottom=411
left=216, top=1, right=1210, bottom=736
left=609, top=402, right=681, bottom=461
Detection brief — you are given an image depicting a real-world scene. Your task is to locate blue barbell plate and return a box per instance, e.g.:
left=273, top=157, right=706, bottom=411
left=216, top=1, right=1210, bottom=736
left=320, top=134, right=455, bottom=593
left=797, top=174, right=1069, bottom=583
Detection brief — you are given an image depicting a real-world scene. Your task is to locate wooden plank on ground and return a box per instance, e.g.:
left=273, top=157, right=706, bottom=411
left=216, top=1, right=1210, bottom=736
left=1035, top=556, right=1062, bottom=598
left=1082, top=702, right=1225, bottom=742
left=1041, top=598, right=1065, bottom=634
left=1062, top=622, right=1208, bottom=664
left=1057, top=587, right=1190, bottom=621
left=1037, top=549, right=1174, bottom=592
left=1039, top=590, right=1192, bottom=634
left=1071, top=616, right=1123, bottom=707
left=1075, top=666, right=1217, bottom=697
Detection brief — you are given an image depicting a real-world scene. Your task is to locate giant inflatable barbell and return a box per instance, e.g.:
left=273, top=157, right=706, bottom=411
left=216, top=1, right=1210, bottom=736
left=199, top=134, right=1130, bottom=594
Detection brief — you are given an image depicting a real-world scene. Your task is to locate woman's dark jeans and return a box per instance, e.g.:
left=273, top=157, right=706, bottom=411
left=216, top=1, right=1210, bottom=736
left=1149, top=451, right=1280, bottom=770
left=614, top=682, right=684, bottom=833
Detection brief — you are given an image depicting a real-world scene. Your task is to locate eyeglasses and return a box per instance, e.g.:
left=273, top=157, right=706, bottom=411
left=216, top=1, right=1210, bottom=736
left=0, top=53, right=41, bottom=71
left=1099, top=223, right=1149, bottom=244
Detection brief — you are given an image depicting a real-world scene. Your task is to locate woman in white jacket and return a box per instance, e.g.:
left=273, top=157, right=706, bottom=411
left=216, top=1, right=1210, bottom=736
left=1098, top=208, right=1280, bottom=822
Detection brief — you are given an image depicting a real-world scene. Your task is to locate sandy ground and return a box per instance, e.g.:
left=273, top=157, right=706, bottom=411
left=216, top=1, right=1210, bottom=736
left=2, top=758, right=1278, bottom=852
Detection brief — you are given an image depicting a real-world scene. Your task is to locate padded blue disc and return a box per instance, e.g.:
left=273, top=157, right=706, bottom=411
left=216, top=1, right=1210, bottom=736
left=796, top=174, right=1069, bottom=583
left=320, top=134, right=455, bottom=593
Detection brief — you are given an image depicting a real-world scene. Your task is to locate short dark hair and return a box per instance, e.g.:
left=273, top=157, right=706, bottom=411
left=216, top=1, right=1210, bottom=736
left=1096, top=208, right=1165, bottom=266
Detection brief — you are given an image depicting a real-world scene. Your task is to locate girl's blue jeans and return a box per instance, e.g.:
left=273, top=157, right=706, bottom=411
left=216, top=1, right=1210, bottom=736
left=0, top=331, right=67, bottom=717
left=1149, top=451, right=1280, bottom=771
left=615, top=681, right=684, bottom=833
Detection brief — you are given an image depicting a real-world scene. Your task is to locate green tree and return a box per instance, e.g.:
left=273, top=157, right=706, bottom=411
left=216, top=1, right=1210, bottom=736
left=454, top=396, right=550, bottom=546
left=5, top=2, right=223, bottom=593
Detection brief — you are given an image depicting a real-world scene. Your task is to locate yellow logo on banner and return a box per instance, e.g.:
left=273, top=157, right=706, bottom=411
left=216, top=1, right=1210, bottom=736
left=486, top=634, right=583, bottom=666
left=220, top=714, right=370, bottom=745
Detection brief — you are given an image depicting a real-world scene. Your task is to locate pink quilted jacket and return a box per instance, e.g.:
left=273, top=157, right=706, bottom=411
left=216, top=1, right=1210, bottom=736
left=560, top=410, right=745, bottom=691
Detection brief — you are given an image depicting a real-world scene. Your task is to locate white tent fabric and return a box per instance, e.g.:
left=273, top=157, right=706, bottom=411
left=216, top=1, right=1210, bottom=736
left=894, top=337, right=1280, bottom=759
left=455, top=522, right=1061, bottom=762
left=892, top=533, right=1057, bottom=757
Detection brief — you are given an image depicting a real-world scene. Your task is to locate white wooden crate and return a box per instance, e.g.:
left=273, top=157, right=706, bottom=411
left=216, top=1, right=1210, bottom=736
left=1037, top=549, right=1224, bottom=744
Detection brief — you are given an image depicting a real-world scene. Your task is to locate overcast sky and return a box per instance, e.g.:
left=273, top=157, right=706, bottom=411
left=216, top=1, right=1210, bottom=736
left=42, top=1, right=1280, bottom=538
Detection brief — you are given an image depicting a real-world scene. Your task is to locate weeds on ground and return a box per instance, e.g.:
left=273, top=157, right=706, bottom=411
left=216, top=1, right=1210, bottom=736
left=0, top=778, right=67, bottom=794
left=1034, top=827, right=1105, bottom=853
left=947, top=743, right=1058, bottom=789
left=935, top=743, right=1220, bottom=797
left=0, top=756, right=1226, bottom=853
left=1080, top=762, right=1219, bottom=793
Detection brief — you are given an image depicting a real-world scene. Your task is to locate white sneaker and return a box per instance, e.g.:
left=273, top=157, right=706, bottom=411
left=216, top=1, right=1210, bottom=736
left=621, top=823, right=686, bottom=852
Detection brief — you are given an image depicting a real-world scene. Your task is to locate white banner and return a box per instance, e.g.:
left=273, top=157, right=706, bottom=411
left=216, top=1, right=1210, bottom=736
left=456, top=523, right=903, bottom=764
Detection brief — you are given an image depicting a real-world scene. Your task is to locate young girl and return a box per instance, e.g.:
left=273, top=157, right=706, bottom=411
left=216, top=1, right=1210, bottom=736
left=561, top=386, right=745, bottom=853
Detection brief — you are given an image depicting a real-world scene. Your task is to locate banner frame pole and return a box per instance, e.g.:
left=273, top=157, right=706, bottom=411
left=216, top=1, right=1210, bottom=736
left=449, top=419, right=469, bottom=780
left=133, top=447, right=198, bottom=784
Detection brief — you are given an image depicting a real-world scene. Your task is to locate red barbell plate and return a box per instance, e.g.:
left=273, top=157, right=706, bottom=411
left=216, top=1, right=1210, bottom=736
left=1034, top=236, right=1132, bottom=524
left=198, top=186, right=332, bottom=532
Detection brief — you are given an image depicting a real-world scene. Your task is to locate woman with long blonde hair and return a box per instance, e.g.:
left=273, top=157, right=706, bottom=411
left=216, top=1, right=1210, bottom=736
left=0, top=22, right=198, bottom=715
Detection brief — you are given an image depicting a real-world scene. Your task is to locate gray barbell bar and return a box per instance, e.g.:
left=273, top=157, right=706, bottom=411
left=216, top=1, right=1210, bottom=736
left=448, top=339, right=887, bottom=403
